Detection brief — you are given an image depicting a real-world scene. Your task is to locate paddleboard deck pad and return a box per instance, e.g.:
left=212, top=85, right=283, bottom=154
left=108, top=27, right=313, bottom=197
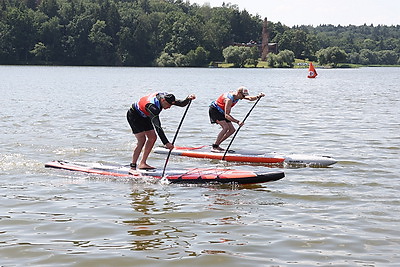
left=45, top=160, right=285, bottom=184
left=154, top=146, right=337, bottom=167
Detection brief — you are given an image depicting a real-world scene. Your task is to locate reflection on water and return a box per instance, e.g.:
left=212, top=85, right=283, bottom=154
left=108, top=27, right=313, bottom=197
left=127, top=188, right=163, bottom=251
left=120, top=185, right=285, bottom=259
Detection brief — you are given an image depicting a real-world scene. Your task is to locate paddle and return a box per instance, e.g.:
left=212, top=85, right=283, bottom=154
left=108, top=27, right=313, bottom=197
left=222, top=96, right=262, bottom=160
left=162, top=99, right=192, bottom=177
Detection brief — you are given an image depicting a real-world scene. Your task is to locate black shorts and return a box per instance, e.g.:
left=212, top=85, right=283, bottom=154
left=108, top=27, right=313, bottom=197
left=127, top=108, right=154, bottom=134
left=209, top=106, right=230, bottom=124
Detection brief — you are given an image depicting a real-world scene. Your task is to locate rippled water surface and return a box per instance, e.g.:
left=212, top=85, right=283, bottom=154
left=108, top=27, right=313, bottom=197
left=1, top=66, right=399, bottom=266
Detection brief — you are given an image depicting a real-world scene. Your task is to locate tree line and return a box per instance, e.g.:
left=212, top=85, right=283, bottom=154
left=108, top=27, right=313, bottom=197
left=1, top=0, right=399, bottom=67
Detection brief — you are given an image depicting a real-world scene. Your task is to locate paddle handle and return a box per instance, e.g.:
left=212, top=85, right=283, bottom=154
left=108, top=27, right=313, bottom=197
left=222, top=96, right=262, bottom=160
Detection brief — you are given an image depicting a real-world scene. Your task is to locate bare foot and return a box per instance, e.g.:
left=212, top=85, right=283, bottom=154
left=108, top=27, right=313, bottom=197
left=138, top=164, right=156, bottom=170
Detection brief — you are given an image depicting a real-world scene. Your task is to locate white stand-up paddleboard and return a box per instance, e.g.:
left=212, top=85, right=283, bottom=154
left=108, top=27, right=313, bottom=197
left=153, top=146, right=337, bottom=167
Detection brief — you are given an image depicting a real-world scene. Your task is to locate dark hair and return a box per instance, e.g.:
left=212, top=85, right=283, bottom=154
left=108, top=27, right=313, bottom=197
left=164, top=94, right=176, bottom=104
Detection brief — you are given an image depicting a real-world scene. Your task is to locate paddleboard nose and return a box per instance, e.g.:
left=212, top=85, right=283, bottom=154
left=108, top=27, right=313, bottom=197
left=284, top=154, right=337, bottom=167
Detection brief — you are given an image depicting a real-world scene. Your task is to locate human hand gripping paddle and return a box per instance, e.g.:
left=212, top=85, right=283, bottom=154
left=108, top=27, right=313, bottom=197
left=222, top=94, right=264, bottom=160
left=162, top=99, right=192, bottom=177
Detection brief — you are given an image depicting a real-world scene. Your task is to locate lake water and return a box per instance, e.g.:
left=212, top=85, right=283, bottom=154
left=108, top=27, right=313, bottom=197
left=1, top=66, right=399, bottom=266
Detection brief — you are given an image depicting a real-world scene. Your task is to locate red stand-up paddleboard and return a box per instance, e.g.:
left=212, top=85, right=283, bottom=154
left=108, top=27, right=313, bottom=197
left=45, top=160, right=285, bottom=185
left=155, top=146, right=285, bottom=164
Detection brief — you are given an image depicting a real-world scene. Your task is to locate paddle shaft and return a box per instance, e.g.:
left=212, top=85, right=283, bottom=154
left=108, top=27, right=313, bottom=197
left=162, top=99, right=192, bottom=177
left=222, top=96, right=262, bottom=160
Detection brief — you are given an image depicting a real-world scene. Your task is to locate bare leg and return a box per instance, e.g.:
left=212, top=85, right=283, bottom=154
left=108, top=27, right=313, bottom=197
left=132, top=132, right=147, bottom=167
left=214, top=120, right=236, bottom=147
left=138, top=130, right=157, bottom=169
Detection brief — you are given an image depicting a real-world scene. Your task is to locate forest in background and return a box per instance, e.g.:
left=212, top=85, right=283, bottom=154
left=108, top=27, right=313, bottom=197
left=1, top=0, right=399, bottom=66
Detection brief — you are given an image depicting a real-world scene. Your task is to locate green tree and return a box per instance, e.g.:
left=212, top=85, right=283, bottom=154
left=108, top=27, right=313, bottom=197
left=246, top=46, right=259, bottom=67
left=4, top=7, right=38, bottom=62
left=267, top=53, right=277, bottom=67
left=98, top=0, right=120, bottom=48
left=186, top=46, right=209, bottom=66
left=348, top=51, right=360, bottom=64
left=274, top=28, right=316, bottom=59
left=38, top=0, right=58, bottom=18
left=222, top=45, right=251, bottom=67
left=0, top=21, right=13, bottom=63
left=155, top=52, right=175, bottom=67
left=362, top=38, right=377, bottom=50
left=268, top=21, right=290, bottom=41
left=30, top=41, right=49, bottom=62
left=359, top=49, right=377, bottom=65
left=38, top=16, right=63, bottom=62
left=161, top=13, right=203, bottom=55
left=118, top=6, right=161, bottom=66
left=201, top=7, right=233, bottom=61
left=376, top=50, right=398, bottom=65
left=291, top=29, right=309, bottom=59
left=230, top=9, right=262, bottom=43
left=173, top=53, right=188, bottom=67
left=316, top=46, right=347, bottom=67
left=62, top=10, right=96, bottom=65
left=276, top=49, right=295, bottom=67
left=89, top=20, right=114, bottom=65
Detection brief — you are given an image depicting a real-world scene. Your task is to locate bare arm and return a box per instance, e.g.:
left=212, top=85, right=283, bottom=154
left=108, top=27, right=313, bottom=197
left=224, top=99, right=242, bottom=125
left=244, top=93, right=265, bottom=101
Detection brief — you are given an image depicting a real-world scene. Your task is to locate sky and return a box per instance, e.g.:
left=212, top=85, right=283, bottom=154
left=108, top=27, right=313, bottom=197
left=188, top=0, right=400, bottom=27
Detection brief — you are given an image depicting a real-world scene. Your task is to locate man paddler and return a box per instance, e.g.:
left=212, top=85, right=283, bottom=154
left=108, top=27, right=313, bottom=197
left=127, top=92, right=196, bottom=172
left=209, top=86, right=265, bottom=152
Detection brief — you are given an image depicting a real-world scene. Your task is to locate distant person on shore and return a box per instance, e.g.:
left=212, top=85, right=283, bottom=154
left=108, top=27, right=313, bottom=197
left=127, top=92, right=196, bottom=172
left=209, top=86, right=265, bottom=152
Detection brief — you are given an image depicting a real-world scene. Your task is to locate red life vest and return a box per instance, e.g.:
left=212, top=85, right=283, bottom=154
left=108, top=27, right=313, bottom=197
left=134, top=92, right=160, bottom=117
left=212, top=92, right=239, bottom=113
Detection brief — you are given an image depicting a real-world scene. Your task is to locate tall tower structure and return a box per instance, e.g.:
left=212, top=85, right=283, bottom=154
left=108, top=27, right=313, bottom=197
left=261, top=18, right=269, bottom=61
